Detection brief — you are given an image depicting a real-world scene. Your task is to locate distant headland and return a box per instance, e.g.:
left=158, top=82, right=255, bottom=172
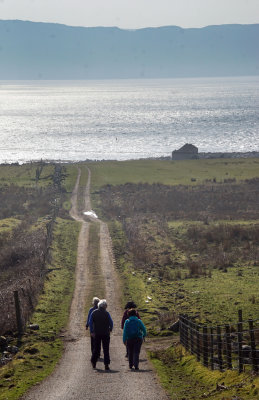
left=0, top=20, right=258, bottom=79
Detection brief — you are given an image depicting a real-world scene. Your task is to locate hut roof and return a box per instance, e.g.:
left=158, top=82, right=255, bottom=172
left=174, top=143, right=198, bottom=153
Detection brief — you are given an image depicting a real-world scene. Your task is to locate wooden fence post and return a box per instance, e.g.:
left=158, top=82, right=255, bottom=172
left=203, top=326, right=208, bottom=367
left=238, top=309, right=243, bottom=373
left=185, top=317, right=189, bottom=351
left=179, top=315, right=183, bottom=345
left=217, top=325, right=223, bottom=371
left=249, top=319, right=258, bottom=373
left=14, top=290, right=23, bottom=335
left=210, top=327, right=214, bottom=370
left=225, top=324, right=232, bottom=370
left=190, top=320, right=194, bottom=354
left=196, top=325, right=200, bottom=362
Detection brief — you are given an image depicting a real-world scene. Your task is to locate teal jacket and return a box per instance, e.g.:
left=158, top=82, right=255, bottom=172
left=123, top=316, right=147, bottom=343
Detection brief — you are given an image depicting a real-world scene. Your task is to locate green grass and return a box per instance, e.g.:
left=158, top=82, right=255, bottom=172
left=0, top=218, right=21, bottom=233
left=88, top=158, right=259, bottom=191
left=0, top=163, right=55, bottom=188
left=108, top=217, right=259, bottom=330
left=150, top=344, right=259, bottom=400
left=0, top=217, right=80, bottom=400
left=61, top=164, right=79, bottom=194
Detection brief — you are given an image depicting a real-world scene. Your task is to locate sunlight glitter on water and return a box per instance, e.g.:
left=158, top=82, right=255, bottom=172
left=0, top=77, right=258, bottom=163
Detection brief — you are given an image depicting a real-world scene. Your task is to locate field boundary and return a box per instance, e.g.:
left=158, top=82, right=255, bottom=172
left=179, top=310, right=259, bottom=374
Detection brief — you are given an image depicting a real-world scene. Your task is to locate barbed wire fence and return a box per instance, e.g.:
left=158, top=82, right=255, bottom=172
left=179, top=310, right=259, bottom=374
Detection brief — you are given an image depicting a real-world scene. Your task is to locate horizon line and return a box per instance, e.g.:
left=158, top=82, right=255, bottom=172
left=1, top=18, right=259, bottom=31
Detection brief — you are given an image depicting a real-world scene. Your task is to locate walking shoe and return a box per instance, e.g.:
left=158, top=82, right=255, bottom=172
left=91, top=361, right=96, bottom=369
left=134, top=367, right=139, bottom=370
left=105, top=365, right=110, bottom=370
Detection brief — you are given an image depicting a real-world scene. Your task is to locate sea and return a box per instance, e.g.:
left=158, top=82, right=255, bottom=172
left=0, top=76, right=258, bottom=163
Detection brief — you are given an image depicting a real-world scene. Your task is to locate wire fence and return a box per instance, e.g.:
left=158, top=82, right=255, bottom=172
left=179, top=310, right=259, bottom=374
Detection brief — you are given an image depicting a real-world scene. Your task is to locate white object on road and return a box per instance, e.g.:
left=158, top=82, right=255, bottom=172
left=83, top=210, right=98, bottom=218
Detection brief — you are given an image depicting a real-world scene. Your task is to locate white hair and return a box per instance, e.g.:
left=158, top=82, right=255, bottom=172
left=98, top=299, right=107, bottom=309
left=92, top=297, right=100, bottom=306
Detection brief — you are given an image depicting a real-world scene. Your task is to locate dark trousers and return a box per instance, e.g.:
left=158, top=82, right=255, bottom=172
left=90, top=335, right=95, bottom=354
left=90, top=335, right=100, bottom=357
left=127, top=337, right=143, bottom=368
left=91, top=334, right=110, bottom=365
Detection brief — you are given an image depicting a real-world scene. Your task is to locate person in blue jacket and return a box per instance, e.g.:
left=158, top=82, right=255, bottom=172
left=85, top=297, right=100, bottom=355
left=123, top=308, right=146, bottom=370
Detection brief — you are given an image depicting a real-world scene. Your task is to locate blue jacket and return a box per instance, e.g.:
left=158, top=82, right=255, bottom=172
left=86, top=305, right=98, bottom=328
left=123, top=316, right=146, bottom=343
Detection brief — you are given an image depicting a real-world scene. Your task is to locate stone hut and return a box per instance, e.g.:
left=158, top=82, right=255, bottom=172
left=172, top=143, right=199, bottom=160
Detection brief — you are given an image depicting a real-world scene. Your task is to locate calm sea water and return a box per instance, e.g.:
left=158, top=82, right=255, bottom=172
left=0, top=77, right=258, bottom=163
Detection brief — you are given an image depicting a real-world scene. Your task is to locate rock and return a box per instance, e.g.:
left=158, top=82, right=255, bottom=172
left=0, top=336, right=7, bottom=347
left=7, top=346, right=19, bottom=354
left=29, top=324, right=39, bottom=330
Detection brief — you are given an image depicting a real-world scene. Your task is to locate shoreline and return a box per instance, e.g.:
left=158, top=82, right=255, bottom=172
left=1, top=151, right=259, bottom=166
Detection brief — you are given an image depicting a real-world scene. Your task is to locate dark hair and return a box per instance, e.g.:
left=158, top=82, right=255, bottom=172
left=128, top=308, right=137, bottom=317
left=125, top=301, right=137, bottom=309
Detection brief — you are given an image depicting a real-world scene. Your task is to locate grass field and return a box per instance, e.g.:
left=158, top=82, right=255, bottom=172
left=88, top=157, right=259, bottom=400
left=89, top=158, right=259, bottom=190
left=1, top=158, right=259, bottom=400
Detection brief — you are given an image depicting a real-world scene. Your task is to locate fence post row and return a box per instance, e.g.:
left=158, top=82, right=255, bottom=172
left=178, top=310, right=258, bottom=375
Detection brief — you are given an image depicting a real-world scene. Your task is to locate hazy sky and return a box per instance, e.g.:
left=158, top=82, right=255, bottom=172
left=0, top=0, right=258, bottom=29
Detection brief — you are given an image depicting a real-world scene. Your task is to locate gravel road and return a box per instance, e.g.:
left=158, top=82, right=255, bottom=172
left=22, top=167, right=169, bottom=400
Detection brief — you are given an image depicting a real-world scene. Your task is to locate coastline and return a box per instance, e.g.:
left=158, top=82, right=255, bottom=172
left=1, top=151, right=259, bottom=166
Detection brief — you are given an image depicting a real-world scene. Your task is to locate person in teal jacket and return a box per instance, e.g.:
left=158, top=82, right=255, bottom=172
left=123, top=308, right=146, bottom=370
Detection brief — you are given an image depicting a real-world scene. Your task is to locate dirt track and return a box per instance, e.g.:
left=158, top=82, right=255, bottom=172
left=22, top=167, right=169, bottom=400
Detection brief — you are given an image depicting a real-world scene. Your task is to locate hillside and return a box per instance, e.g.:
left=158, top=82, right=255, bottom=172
left=0, top=20, right=258, bottom=79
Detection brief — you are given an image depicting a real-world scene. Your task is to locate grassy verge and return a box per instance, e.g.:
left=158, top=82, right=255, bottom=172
left=149, top=344, right=259, bottom=400
left=0, top=217, right=80, bottom=400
